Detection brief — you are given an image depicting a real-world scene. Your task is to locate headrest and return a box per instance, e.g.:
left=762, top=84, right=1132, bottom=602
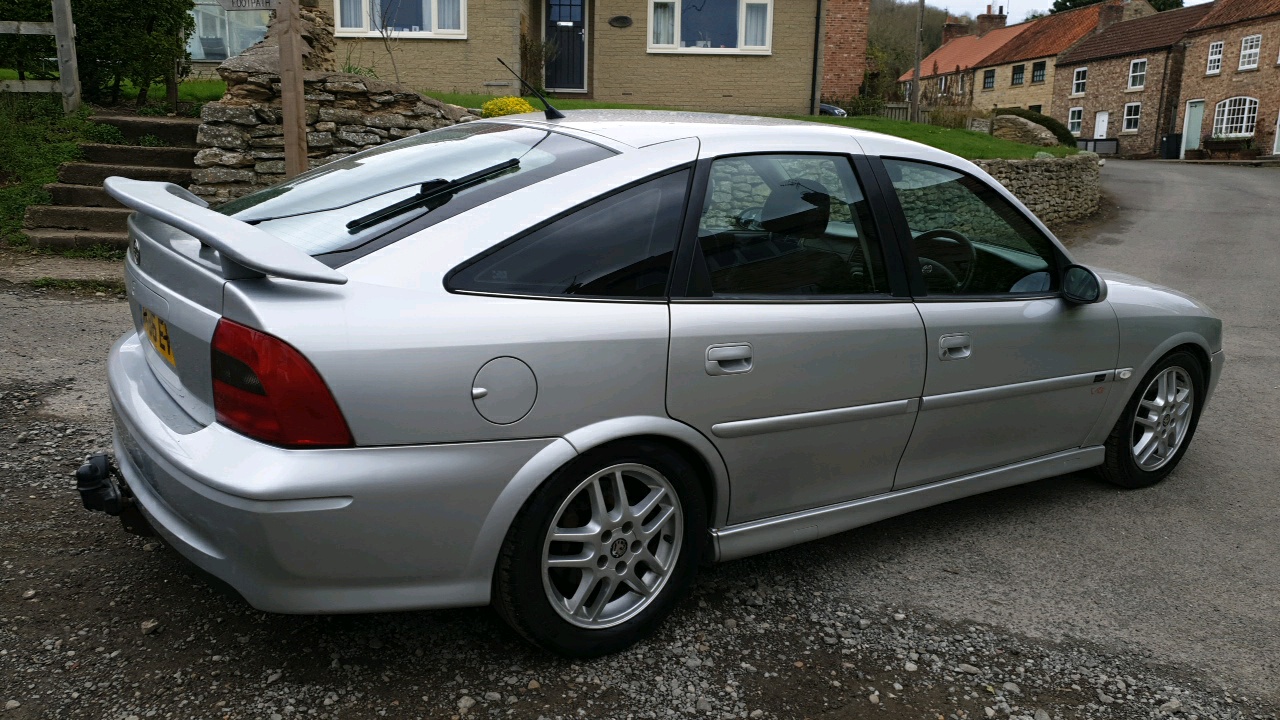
left=761, top=180, right=831, bottom=239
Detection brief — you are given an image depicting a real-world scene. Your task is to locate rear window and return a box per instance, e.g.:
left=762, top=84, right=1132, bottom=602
left=216, top=123, right=613, bottom=257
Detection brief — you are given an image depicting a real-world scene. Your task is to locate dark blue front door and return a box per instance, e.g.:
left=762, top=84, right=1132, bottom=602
left=545, top=0, right=586, bottom=91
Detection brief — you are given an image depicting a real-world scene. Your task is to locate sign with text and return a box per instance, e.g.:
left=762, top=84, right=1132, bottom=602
left=214, top=0, right=278, bottom=11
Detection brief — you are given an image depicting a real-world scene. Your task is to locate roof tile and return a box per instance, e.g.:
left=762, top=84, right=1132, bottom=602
left=1189, top=0, right=1280, bottom=31
left=980, top=3, right=1111, bottom=66
left=899, top=23, right=1028, bottom=82
left=1058, top=3, right=1214, bottom=64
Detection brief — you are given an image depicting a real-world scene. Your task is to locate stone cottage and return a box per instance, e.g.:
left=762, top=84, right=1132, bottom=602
left=898, top=9, right=1027, bottom=108
left=1174, top=0, right=1280, bottom=158
left=1052, top=3, right=1213, bottom=157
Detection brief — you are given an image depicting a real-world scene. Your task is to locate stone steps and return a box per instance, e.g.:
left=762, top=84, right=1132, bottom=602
left=23, top=229, right=130, bottom=251
left=24, top=206, right=133, bottom=232
left=42, top=183, right=123, bottom=208
left=91, top=114, right=201, bottom=147
left=57, top=162, right=193, bottom=187
left=22, top=115, right=201, bottom=249
left=80, top=143, right=198, bottom=168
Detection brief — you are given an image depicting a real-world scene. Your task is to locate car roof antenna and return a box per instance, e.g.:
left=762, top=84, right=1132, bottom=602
left=497, top=58, right=566, bottom=120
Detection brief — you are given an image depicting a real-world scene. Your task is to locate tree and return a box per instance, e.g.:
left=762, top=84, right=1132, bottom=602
left=864, top=0, right=954, bottom=100
left=65, top=0, right=195, bottom=105
left=1051, top=0, right=1182, bottom=12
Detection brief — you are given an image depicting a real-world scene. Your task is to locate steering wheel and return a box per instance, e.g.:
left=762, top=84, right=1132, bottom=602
left=914, top=229, right=977, bottom=294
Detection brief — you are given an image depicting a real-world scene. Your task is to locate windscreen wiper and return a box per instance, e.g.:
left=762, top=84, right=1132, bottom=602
left=345, top=158, right=520, bottom=232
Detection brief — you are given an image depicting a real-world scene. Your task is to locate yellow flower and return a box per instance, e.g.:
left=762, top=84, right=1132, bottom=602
left=481, top=96, right=538, bottom=118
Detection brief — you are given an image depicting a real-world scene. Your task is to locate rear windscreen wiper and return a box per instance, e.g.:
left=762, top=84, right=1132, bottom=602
left=345, top=158, right=520, bottom=233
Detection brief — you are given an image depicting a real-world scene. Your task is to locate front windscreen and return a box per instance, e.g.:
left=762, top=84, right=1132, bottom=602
left=216, top=122, right=614, bottom=257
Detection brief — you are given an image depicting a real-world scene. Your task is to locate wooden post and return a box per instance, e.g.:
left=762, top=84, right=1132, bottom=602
left=49, top=0, right=80, bottom=113
left=278, top=0, right=308, bottom=178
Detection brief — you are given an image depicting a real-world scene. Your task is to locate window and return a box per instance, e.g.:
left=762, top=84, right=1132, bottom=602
left=649, top=0, right=772, bottom=53
left=1123, top=103, right=1141, bottom=132
left=1068, top=107, right=1083, bottom=135
left=1028, top=104, right=1042, bottom=114
left=1011, top=64, right=1025, bottom=85
left=336, top=0, right=465, bottom=37
left=940, top=75, right=949, bottom=94
left=218, top=124, right=613, bottom=258
left=883, top=160, right=1057, bottom=297
left=1128, top=59, right=1147, bottom=89
left=1072, top=67, right=1087, bottom=95
left=1239, top=34, right=1261, bottom=70
left=188, top=2, right=268, bottom=61
left=1031, top=61, right=1046, bottom=83
left=450, top=171, right=690, bottom=299
left=1212, top=96, right=1259, bottom=137
left=1206, top=40, right=1223, bottom=74
left=689, top=155, right=889, bottom=297
left=983, top=69, right=995, bottom=90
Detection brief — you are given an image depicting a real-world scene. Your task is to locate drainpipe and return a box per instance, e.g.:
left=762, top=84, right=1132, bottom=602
left=810, top=0, right=826, bottom=115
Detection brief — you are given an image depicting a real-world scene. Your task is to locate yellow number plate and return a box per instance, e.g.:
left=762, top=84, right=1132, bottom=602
left=141, top=308, right=176, bottom=366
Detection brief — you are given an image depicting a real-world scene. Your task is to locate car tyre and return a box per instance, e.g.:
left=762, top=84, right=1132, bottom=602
left=1099, top=350, right=1205, bottom=489
left=493, top=439, right=707, bottom=657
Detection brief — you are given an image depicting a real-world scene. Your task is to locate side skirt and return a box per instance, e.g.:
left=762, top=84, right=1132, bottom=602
left=710, top=446, right=1104, bottom=562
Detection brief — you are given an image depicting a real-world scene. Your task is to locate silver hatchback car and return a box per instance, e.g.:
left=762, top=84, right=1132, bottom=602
left=81, top=111, right=1223, bottom=657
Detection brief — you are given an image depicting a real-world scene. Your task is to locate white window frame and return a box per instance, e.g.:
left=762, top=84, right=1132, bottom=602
left=1071, top=67, right=1087, bottom=96
left=647, top=0, right=774, bottom=55
left=1068, top=107, right=1083, bottom=135
left=1206, top=40, right=1223, bottom=74
left=1212, top=96, right=1259, bottom=137
left=1128, top=59, right=1147, bottom=90
left=335, top=0, right=467, bottom=39
left=1122, top=102, right=1141, bottom=132
left=1239, top=34, right=1261, bottom=70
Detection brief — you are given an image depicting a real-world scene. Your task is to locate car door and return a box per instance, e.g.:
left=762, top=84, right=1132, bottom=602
left=666, top=152, right=925, bottom=525
left=873, top=157, right=1119, bottom=490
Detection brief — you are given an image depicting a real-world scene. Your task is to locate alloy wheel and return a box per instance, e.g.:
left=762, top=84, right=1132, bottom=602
left=541, top=463, right=683, bottom=629
left=1130, top=366, right=1195, bottom=472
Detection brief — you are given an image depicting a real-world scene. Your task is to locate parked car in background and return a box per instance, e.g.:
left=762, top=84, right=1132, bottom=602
left=80, top=111, right=1223, bottom=657
left=819, top=102, right=849, bottom=116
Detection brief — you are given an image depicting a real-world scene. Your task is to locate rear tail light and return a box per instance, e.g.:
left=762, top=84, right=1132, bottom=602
left=211, top=319, right=353, bottom=448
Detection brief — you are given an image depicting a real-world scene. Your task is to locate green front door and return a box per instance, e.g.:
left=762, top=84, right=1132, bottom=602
left=1184, top=101, right=1206, bottom=154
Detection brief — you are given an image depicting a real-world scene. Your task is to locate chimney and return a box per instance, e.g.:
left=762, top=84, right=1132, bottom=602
left=1096, top=1, right=1125, bottom=33
left=942, top=17, right=972, bottom=44
left=976, top=6, right=1007, bottom=36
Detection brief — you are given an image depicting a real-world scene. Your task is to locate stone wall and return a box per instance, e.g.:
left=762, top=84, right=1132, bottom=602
left=190, top=7, right=475, bottom=203
left=974, top=153, right=1101, bottom=228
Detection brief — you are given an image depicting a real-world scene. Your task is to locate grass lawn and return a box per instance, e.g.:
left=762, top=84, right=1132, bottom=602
left=423, top=91, right=1075, bottom=161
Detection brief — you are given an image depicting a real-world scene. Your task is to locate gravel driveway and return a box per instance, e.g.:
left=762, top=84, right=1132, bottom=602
left=2, top=161, right=1277, bottom=719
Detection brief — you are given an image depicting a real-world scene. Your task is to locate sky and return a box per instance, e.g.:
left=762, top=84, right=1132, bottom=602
left=941, top=0, right=1212, bottom=23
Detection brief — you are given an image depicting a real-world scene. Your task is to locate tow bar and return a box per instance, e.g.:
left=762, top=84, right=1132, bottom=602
left=75, top=454, right=155, bottom=536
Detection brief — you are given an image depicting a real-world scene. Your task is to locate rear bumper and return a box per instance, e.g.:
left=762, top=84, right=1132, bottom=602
left=108, top=331, right=560, bottom=613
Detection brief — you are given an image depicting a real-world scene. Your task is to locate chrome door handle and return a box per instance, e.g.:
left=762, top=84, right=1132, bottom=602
left=938, top=333, right=971, bottom=361
left=706, top=343, right=753, bottom=376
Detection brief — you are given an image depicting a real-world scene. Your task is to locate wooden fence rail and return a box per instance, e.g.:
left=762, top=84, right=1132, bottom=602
left=881, top=102, right=932, bottom=124
left=0, top=0, right=80, bottom=113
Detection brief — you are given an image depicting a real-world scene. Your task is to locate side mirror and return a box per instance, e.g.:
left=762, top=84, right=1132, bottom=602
left=1062, top=264, right=1107, bottom=304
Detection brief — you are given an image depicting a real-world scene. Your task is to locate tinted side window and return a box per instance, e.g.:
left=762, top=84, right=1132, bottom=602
left=449, top=170, right=690, bottom=299
left=692, top=154, right=890, bottom=297
left=883, top=159, right=1058, bottom=296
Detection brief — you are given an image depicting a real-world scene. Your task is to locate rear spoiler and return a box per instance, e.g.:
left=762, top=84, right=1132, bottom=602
left=103, top=177, right=347, bottom=285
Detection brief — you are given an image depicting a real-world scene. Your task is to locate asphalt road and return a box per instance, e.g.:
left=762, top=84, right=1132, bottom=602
left=1, top=160, right=1277, bottom=718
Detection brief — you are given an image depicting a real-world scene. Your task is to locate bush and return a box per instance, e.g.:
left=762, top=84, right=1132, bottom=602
left=481, top=96, right=537, bottom=118
left=0, top=95, right=99, bottom=247
left=928, top=106, right=971, bottom=130
left=2, top=0, right=196, bottom=105
left=993, top=107, right=1077, bottom=147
